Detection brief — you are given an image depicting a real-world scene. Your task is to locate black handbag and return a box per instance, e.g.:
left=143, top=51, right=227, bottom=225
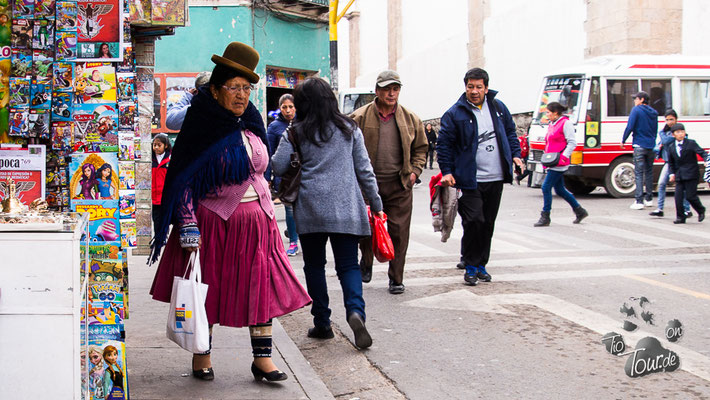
left=277, top=126, right=302, bottom=204
left=541, top=152, right=561, bottom=168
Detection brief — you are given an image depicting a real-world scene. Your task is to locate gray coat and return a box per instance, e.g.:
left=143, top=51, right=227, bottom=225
left=272, top=124, right=383, bottom=236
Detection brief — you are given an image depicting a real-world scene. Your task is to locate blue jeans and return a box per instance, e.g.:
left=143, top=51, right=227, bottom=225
left=284, top=204, right=298, bottom=244
left=542, top=169, right=580, bottom=212
left=633, top=147, right=655, bottom=203
left=657, top=163, right=690, bottom=212
left=300, top=233, right=365, bottom=328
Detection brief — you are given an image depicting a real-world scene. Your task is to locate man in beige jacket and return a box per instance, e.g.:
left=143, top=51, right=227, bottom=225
left=351, top=70, right=428, bottom=294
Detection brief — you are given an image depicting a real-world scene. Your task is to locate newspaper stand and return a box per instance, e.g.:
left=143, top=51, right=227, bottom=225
left=0, top=213, right=89, bottom=399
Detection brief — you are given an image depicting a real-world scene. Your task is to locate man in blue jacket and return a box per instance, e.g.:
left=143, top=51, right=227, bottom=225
left=437, top=68, right=523, bottom=286
left=621, top=91, right=659, bottom=210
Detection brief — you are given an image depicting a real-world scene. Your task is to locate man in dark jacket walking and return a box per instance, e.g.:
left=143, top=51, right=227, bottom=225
left=437, top=68, right=523, bottom=286
left=425, top=123, right=437, bottom=169
left=667, top=123, right=708, bottom=224
left=622, top=91, right=659, bottom=210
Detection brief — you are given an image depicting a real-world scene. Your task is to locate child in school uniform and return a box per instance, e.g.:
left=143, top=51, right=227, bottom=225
left=667, top=123, right=709, bottom=224
left=151, top=133, right=172, bottom=229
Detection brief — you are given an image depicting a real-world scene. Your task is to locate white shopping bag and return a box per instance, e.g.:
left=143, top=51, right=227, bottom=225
left=166, top=252, right=210, bottom=353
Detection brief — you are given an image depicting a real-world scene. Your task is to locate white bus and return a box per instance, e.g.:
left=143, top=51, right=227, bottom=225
left=339, top=87, right=376, bottom=115
left=527, top=56, right=710, bottom=197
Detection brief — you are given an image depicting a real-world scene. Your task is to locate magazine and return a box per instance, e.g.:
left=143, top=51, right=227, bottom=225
left=118, top=190, right=135, bottom=218
left=27, top=109, right=50, bottom=139
left=56, top=1, right=78, bottom=31
left=10, top=48, right=32, bottom=77
left=29, top=78, right=51, bottom=109
left=55, top=30, right=77, bottom=61
left=9, top=77, right=30, bottom=109
left=31, top=18, right=53, bottom=50
left=52, top=91, right=73, bottom=121
left=10, top=19, right=32, bottom=49
left=71, top=199, right=121, bottom=242
left=51, top=121, right=74, bottom=150
left=52, top=61, right=74, bottom=91
left=117, top=130, right=134, bottom=161
left=72, top=104, right=119, bottom=152
left=120, top=218, right=136, bottom=247
left=69, top=152, right=119, bottom=200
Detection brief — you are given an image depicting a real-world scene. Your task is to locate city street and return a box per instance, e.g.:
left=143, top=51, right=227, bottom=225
left=278, top=167, right=710, bottom=399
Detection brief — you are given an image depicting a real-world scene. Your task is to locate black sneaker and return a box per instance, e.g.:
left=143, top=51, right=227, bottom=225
left=685, top=211, right=693, bottom=218
left=307, top=325, right=335, bottom=339
left=456, top=262, right=465, bottom=270
left=388, top=280, right=405, bottom=294
left=360, top=259, right=372, bottom=283
left=649, top=210, right=664, bottom=217
left=476, top=266, right=492, bottom=282
left=464, top=271, right=478, bottom=286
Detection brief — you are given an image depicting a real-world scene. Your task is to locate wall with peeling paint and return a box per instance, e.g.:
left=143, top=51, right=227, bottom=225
left=155, top=6, right=330, bottom=114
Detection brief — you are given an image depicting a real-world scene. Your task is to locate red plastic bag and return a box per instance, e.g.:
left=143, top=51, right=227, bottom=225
left=368, top=207, right=395, bottom=262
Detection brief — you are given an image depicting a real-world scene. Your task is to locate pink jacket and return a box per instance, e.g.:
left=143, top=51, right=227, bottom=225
left=544, top=116, right=571, bottom=167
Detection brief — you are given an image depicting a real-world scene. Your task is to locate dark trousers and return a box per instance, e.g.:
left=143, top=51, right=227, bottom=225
left=675, top=179, right=705, bottom=219
left=426, top=148, right=435, bottom=169
left=458, top=181, right=504, bottom=267
left=152, top=204, right=161, bottom=230
left=301, top=233, right=365, bottom=328
left=359, top=179, right=413, bottom=284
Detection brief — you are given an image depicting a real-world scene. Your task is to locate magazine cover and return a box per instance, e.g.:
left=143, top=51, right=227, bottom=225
left=29, top=78, right=50, bottom=109
left=116, top=44, right=133, bottom=72
left=116, top=72, right=134, bottom=102
left=133, top=137, right=140, bottom=160
left=88, top=281, right=125, bottom=325
left=87, top=255, right=124, bottom=281
left=9, top=77, right=30, bottom=109
left=74, top=62, right=117, bottom=103
left=69, top=152, right=119, bottom=199
left=55, top=30, right=77, bottom=61
left=51, top=121, right=74, bottom=149
left=27, top=108, right=50, bottom=138
left=34, top=0, right=55, bottom=19
left=72, top=103, right=119, bottom=152
left=71, top=199, right=120, bottom=241
left=151, top=0, right=185, bottom=26
left=32, top=49, right=53, bottom=78
left=80, top=240, right=121, bottom=260
left=10, top=48, right=32, bottom=77
left=117, top=160, right=133, bottom=190
left=31, top=18, right=53, bottom=50
left=51, top=91, right=73, bottom=121
left=56, top=1, right=78, bottom=31
left=117, top=130, right=134, bottom=160
left=118, top=189, right=134, bottom=218
left=0, top=144, right=45, bottom=205
left=52, top=61, right=73, bottom=91
left=8, top=108, right=29, bottom=137
left=85, top=340, right=128, bottom=400
left=120, top=218, right=135, bottom=247
left=12, top=0, right=35, bottom=19
left=11, top=20, right=32, bottom=49
left=118, top=103, right=134, bottom=129
left=77, top=0, right=123, bottom=61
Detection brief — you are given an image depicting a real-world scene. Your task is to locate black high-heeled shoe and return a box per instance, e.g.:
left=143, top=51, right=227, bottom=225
left=251, top=362, right=288, bottom=382
left=192, top=367, right=214, bottom=381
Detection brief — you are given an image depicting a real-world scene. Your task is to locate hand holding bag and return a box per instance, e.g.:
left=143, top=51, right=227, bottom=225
left=541, top=152, right=561, bottom=168
left=166, top=252, right=210, bottom=353
left=368, top=207, right=395, bottom=262
left=278, top=126, right=302, bottom=204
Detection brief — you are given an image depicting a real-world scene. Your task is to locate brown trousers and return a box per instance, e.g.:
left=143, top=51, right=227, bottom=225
left=360, top=178, right=413, bottom=284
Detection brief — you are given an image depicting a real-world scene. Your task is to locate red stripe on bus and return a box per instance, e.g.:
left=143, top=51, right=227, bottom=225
left=600, top=120, right=710, bottom=123
left=630, top=64, right=710, bottom=69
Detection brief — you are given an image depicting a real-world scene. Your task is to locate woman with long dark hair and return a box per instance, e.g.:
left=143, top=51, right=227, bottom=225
left=272, top=77, right=384, bottom=349
left=534, top=102, right=588, bottom=226
left=149, top=42, right=310, bottom=383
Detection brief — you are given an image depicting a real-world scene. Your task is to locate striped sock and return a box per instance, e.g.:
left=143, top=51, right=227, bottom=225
left=249, top=320, right=273, bottom=358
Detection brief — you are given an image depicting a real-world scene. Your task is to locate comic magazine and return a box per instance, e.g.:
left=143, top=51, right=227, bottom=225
left=118, top=103, right=134, bottom=129
left=55, top=30, right=77, bottom=61
left=52, top=61, right=73, bottom=91
left=32, top=49, right=53, bottom=78
left=52, top=91, right=73, bottom=121
left=117, top=160, right=133, bottom=190
left=133, top=137, right=140, bottom=160
left=117, top=130, right=134, bottom=160
left=27, top=109, right=50, bottom=138
left=120, top=218, right=135, bottom=247
left=85, top=340, right=128, bottom=400
left=116, top=72, right=135, bottom=102
left=77, top=0, right=123, bottom=61
left=116, top=44, right=133, bottom=72
left=74, top=62, right=117, bottom=103
left=10, top=48, right=32, bottom=77
left=34, top=0, right=55, bottom=19
left=13, top=0, right=35, bottom=19
left=118, top=190, right=134, bottom=218
left=72, top=103, right=119, bottom=152
left=71, top=199, right=120, bottom=242
left=11, top=20, right=32, bottom=49
left=29, top=78, right=51, bottom=109
left=88, top=281, right=125, bottom=325
left=0, top=145, right=45, bottom=205
left=9, top=77, right=30, bottom=109
left=151, top=0, right=185, bottom=26
left=51, top=121, right=74, bottom=149
left=80, top=240, right=121, bottom=260
left=69, top=152, right=119, bottom=200
left=8, top=109, right=29, bottom=137
left=31, top=18, right=53, bottom=50
left=86, top=255, right=124, bottom=281
left=56, top=1, right=78, bottom=31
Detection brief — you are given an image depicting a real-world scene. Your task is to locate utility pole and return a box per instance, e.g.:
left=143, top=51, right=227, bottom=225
left=329, top=0, right=355, bottom=92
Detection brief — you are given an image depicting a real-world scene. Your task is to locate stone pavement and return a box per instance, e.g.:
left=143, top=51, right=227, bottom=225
left=124, top=252, right=334, bottom=400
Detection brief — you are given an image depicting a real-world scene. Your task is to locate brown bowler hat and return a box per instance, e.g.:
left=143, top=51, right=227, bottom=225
left=211, top=42, right=260, bottom=84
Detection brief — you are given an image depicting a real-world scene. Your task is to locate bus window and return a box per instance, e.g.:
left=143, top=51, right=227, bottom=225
left=341, top=93, right=376, bottom=115
left=531, top=75, right=583, bottom=124
left=606, top=79, right=638, bottom=117
left=642, top=79, right=672, bottom=115
left=680, top=80, right=710, bottom=116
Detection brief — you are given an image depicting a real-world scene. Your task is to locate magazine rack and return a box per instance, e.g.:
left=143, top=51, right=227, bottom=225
left=0, top=213, right=89, bottom=398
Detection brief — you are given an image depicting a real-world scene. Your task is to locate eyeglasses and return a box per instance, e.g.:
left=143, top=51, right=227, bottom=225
left=222, top=84, right=254, bottom=94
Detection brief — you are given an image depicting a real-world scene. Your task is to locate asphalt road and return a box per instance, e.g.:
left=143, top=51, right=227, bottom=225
left=277, top=167, right=710, bottom=400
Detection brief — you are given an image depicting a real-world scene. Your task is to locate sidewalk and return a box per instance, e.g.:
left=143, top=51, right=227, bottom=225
left=124, top=252, right=334, bottom=400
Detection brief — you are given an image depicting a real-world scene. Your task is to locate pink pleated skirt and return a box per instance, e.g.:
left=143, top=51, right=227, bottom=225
left=150, top=200, right=311, bottom=327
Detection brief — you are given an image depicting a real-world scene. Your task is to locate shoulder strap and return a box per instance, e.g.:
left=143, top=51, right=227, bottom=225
left=286, top=124, right=301, bottom=155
